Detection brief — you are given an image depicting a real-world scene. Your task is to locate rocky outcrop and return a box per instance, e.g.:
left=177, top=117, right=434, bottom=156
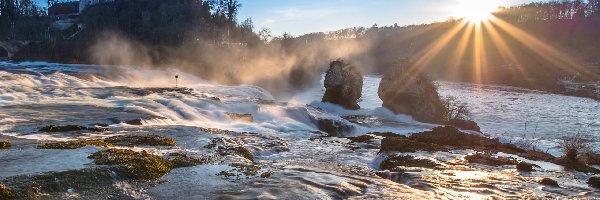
left=322, top=60, right=363, bottom=110
left=539, top=178, right=559, bottom=187
left=516, top=162, right=536, bottom=172
left=447, top=119, right=481, bottom=132
left=0, top=140, right=11, bottom=149
left=378, top=60, right=445, bottom=123
left=380, top=136, right=447, bottom=153
left=588, top=177, right=600, bottom=189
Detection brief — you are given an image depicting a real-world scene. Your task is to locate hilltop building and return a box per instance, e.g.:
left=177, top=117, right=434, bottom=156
left=79, top=0, right=116, bottom=13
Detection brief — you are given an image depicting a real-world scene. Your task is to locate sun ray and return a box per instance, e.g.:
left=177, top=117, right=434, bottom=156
left=450, top=22, right=474, bottom=72
left=481, top=19, right=537, bottom=88
left=488, top=16, right=594, bottom=76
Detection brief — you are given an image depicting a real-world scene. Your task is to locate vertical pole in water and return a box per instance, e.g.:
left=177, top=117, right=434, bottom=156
left=175, top=75, right=179, bottom=88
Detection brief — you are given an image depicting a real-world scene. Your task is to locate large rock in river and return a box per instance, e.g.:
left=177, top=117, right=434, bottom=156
left=322, top=60, right=363, bottom=110
left=378, top=60, right=445, bottom=123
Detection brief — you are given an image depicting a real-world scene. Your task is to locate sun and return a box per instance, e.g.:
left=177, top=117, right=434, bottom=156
left=454, top=0, right=500, bottom=23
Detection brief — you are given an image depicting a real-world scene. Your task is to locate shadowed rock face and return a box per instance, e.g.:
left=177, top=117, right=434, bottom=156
left=322, top=60, right=363, bottom=110
left=378, top=60, right=445, bottom=123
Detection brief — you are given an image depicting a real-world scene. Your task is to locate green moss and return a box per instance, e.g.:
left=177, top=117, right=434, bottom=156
left=88, top=149, right=173, bottom=180
left=1, top=184, right=13, bottom=199
left=0, top=141, right=11, bottom=149
left=464, top=153, right=518, bottom=166
left=105, top=135, right=176, bottom=147
left=234, top=146, right=254, bottom=161
left=169, top=152, right=207, bottom=168
left=38, top=140, right=113, bottom=149
left=380, top=155, right=439, bottom=171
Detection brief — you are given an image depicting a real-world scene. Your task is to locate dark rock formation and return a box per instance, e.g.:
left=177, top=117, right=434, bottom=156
left=380, top=155, right=439, bottom=171
left=539, top=178, right=559, bottom=187
left=322, top=60, right=363, bottom=110
left=315, top=118, right=355, bottom=137
left=409, top=126, right=556, bottom=162
left=0, top=140, right=11, bottom=149
left=447, top=119, right=481, bottom=132
left=380, top=137, right=447, bottom=153
left=588, top=177, right=600, bottom=189
left=37, top=135, right=176, bottom=149
left=378, top=60, right=445, bottom=123
left=464, top=153, right=518, bottom=166
left=39, top=125, right=108, bottom=132
left=516, top=162, right=536, bottom=172
left=88, top=149, right=173, bottom=180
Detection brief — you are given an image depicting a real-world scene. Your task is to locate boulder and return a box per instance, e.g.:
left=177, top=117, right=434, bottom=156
left=464, top=153, right=518, bottom=166
left=539, top=178, right=559, bottom=187
left=0, top=140, right=11, bottom=149
left=588, top=177, right=600, bottom=189
left=322, top=60, right=363, bottom=109
left=378, top=60, right=445, bottom=123
left=380, top=155, right=439, bottom=171
left=516, top=162, right=535, bottom=172
left=315, top=118, right=355, bottom=137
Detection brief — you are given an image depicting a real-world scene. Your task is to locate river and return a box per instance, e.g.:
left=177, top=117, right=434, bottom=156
left=1, top=61, right=599, bottom=199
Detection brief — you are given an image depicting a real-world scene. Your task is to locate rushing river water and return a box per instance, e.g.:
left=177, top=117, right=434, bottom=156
left=1, top=62, right=599, bottom=199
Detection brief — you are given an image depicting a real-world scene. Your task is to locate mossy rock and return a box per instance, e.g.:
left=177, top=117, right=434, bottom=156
left=218, top=163, right=264, bottom=178
left=0, top=141, right=11, bottom=149
left=205, top=138, right=254, bottom=161
left=105, top=135, right=176, bottom=147
left=168, top=152, right=207, bottom=168
left=380, top=137, right=447, bottom=153
left=260, top=171, right=273, bottom=178
left=226, top=113, right=254, bottom=122
left=380, top=155, right=439, bottom=171
left=88, top=149, right=173, bottom=180
left=2, top=167, right=129, bottom=199
left=464, top=153, right=518, bottom=166
left=1, top=184, right=14, bottom=199
left=38, top=140, right=113, bottom=149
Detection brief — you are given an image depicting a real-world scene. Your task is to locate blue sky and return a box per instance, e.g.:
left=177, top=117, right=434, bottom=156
left=238, top=0, right=543, bottom=36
